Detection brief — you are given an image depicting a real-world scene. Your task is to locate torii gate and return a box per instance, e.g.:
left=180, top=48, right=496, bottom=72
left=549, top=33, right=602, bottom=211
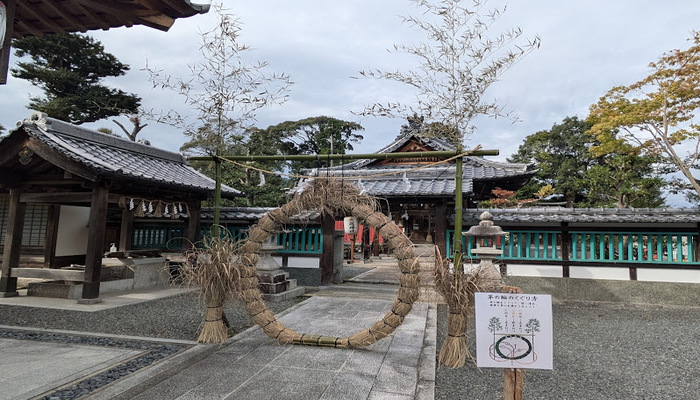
left=189, top=148, right=499, bottom=282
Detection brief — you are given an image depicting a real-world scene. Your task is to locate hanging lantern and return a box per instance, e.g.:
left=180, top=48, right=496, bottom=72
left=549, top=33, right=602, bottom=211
left=343, top=216, right=359, bottom=235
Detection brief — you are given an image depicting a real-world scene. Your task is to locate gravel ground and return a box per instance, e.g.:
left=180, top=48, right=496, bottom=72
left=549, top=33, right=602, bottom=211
left=436, top=301, right=700, bottom=400
left=2, top=286, right=698, bottom=399
left=0, top=293, right=304, bottom=341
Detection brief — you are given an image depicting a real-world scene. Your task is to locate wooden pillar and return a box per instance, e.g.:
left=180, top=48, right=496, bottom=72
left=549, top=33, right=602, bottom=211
left=0, top=0, right=16, bottom=85
left=44, top=205, right=60, bottom=268
left=0, top=188, right=25, bottom=297
left=362, top=224, right=371, bottom=261
left=561, top=222, right=570, bottom=278
left=185, top=201, right=201, bottom=248
left=80, top=185, right=109, bottom=303
left=118, top=208, right=134, bottom=251
left=434, top=200, right=447, bottom=258
left=320, top=213, right=335, bottom=285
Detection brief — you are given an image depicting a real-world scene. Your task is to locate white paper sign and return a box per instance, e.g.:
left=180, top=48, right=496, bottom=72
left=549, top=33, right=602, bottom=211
left=474, top=292, right=553, bottom=370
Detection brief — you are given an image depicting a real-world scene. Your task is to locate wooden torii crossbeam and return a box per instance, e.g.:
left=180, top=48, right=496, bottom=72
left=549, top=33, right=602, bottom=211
left=189, top=148, right=500, bottom=272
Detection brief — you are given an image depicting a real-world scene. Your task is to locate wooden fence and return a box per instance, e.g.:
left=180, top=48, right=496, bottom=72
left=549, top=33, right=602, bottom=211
left=447, top=229, right=700, bottom=279
left=133, top=224, right=700, bottom=280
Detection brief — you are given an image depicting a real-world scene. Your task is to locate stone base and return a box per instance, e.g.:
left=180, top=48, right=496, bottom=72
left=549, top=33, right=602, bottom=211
left=261, top=285, right=305, bottom=302
left=77, top=297, right=103, bottom=304
left=258, top=269, right=290, bottom=294
left=27, top=279, right=137, bottom=299
left=283, top=267, right=321, bottom=287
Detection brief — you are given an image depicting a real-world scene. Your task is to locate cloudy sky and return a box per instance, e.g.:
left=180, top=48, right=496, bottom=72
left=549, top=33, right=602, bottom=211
left=2, top=0, right=699, bottom=204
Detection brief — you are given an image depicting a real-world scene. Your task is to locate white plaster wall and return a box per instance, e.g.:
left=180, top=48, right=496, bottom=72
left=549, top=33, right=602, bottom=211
left=504, top=264, right=562, bottom=278
left=637, top=268, right=700, bottom=284
left=569, top=266, right=630, bottom=280
left=505, top=262, right=700, bottom=283
left=55, top=206, right=90, bottom=256
left=273, top=256, right=320, bottom=268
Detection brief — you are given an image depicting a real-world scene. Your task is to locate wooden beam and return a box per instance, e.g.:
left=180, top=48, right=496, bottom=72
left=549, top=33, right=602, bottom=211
left=185, top=201, right=201, bottom=248
left=20, top=192, right=93, bottom=203
left=434, top=200, right=447, bottom=257
left=561, top=222, right=570, bottom=278
left=15, top=1, right=66, bottom=35
left=75, top=0, right=174, bottom=31
left=321, top=213, right=335, bottom=285
left=0, top=0, right=16, bottom=84
left=0, top=188, right=24, bottom=297
left=71, top=2, right=110, bottom=30
left=27, top=138, right=99, bottom=182
left=43, top=205, right=60, bottom=268
left=118, top=208, right=134, bottom=251
left=80, top=185, right=109, bottom=303
left=41, top=1, right=87, bottom=31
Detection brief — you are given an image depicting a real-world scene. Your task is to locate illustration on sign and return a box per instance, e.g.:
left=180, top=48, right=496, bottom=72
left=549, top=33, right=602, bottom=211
left=475, top=292, right=553, bottom=370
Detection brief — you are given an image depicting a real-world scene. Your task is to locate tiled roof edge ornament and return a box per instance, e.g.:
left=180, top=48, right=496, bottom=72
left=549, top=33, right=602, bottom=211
left=187, top=1, right=212, bottom=13
left=22, top=111, right=51, bottom=132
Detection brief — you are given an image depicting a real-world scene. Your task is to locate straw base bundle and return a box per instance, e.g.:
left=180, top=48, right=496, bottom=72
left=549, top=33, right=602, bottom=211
left=179, top=234, right=244, bottom=343
left=438, top=311, right=469, bottom=368
left=197, top=305, right=229, bottom=344
left=434, top=249, right=506, bottom=368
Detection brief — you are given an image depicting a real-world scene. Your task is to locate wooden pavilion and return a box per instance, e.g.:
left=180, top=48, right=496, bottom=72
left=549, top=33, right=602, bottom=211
left=0, top=112, right=239, bottom=302
left=1, top=0, right=210, bottom=84
left=296, top=118, right=536, bottom=255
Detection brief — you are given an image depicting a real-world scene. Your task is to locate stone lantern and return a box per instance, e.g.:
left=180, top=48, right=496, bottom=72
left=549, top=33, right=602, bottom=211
left=463, top=211, right=507, bottom=279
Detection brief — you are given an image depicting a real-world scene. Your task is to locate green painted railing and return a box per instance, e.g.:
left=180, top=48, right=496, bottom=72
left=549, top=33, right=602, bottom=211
left=447, top=230, right=561, bottom=262
left=570, top=231, right=699, bottom=264
left=276, top=227, right=323, bottom=254
left=132, top=225, right=184, bottom=250
left=447, top=229, right=700, bottom=265
left=133, top=225, right=323, bottom=254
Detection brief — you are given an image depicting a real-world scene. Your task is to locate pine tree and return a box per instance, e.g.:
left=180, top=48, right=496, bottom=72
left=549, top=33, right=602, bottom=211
left=11, top=33, right=140, bottom=124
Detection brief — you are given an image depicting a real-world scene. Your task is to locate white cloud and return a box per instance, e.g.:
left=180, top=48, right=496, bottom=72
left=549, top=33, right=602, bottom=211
left=2, top=0, right=699, bottom=204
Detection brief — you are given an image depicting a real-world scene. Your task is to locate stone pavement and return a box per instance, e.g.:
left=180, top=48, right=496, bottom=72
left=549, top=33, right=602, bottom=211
left=0, top=256, right=439, bottom=400
left=1, top=335, right=143, bottom=400
left=95, top=297, right=436, bottom=400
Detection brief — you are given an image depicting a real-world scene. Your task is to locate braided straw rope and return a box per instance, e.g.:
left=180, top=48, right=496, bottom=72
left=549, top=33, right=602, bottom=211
left=237, top=180, right=421, bottom=348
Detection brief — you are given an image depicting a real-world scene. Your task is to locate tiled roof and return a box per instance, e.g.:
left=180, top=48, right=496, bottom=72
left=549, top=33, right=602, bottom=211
left=297, top=120, right=535, bottom=197
left=9, top=112, right=240, bottom=197
left=459, top=207, right=700, bottom=224
left=201, top=207, right=320, bottom=222
left=11, top=0, right=209, bottom=38
left=201, top=206, right=700, bottom=225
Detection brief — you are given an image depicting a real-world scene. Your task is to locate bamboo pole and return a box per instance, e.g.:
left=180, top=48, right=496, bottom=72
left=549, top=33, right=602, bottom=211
left=212, top=158, right=221, bottom=238
left=453, top=155, right=464, bottom=272
left=189, top=149, right=498, bottom=162
left=202, top=149, right=499, bottom=242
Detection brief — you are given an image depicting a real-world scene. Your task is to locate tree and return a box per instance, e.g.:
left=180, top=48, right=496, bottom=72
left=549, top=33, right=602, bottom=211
left=112, top=115, right=148, bottom=142
left=11, top=33, right=140, bottom=124
left=509, top=117, right=665, bottom=208
left=509, top=117, right=595, bottom=206
left=588, top=31, right=700, bottom=202
left=182, top=125, right=289, bottom=207
left=265, top=116, right=364, bottom=172
left=583, top=150, right=665, bottom=208
left=145, top=3, right=292, bottom=157
left=481, top=185, right=554, bottom=209
left=357, top=0, right=540, bottom=147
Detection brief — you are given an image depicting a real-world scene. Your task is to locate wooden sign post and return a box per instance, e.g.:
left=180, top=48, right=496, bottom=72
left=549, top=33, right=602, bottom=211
left=504, top=368, right=525, bottom=400
left=474, top=292, right=554, bottom=399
